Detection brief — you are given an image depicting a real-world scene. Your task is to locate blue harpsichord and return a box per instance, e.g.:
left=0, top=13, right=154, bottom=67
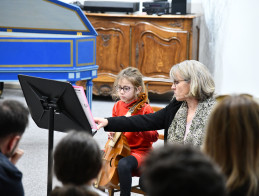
left=0, top=0, right=98, bottom=107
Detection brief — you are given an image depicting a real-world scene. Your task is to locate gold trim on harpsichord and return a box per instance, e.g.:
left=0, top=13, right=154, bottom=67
left=0, top=39, right=73, bottom=67
left=0, top=26, right=89, bottom=33
left=76, top=38, right=96, bottom=66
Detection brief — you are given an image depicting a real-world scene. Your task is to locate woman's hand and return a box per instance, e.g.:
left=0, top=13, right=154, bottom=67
left=94, top=117, right=108, bottom=130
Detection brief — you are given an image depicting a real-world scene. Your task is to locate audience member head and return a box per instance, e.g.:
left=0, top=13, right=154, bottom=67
left=170, top=60, right=215, bottom=101
left=142, top=144, right=226, bottom=196
left=50, top=184, right=98, bottom=196
left=0, top=100, right=29, bottom=157
left=53, top=131, right=102, bottom=185
left=0, top=100, right=29, bottom=138
left=204, top=94, right=259, bottom=195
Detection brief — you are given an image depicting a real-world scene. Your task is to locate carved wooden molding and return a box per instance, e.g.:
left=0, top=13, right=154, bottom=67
left=168, top=20, right=184, bottom=28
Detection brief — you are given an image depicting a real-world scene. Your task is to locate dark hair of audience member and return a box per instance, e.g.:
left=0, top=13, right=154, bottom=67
left=0, top=100, right=29, bottom=137
left=53, top=131, right=102, bottom=185
left=141, top=144, right=226, bottom=196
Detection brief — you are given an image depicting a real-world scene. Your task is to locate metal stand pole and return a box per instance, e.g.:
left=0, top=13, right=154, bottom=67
left=47, top=107, right=54, bottom=196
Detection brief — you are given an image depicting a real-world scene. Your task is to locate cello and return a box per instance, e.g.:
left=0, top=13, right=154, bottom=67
left=97, top=93, right=148, bottom=188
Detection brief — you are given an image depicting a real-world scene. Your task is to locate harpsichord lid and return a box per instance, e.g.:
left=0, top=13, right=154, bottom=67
left=0, top=0, right=97, bottom=36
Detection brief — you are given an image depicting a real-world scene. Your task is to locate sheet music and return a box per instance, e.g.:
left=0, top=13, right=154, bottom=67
left=73, top=85, right=97, bottom=130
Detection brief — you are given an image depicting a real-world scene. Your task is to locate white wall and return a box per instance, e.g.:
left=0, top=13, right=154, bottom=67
left=216, top=0, right=259, bottom=97
left=200, top=0, right=259, bottom=97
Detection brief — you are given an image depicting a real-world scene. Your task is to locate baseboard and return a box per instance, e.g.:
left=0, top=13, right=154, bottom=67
left=4, top=82, right=21, bottom=89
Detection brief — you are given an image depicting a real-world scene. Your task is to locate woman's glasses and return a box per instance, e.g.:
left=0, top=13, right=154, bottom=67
left=172, top=80, right=189, bottom=87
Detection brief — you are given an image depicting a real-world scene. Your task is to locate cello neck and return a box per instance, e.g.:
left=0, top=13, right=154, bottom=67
left=108, top=132, right=122, bottom=147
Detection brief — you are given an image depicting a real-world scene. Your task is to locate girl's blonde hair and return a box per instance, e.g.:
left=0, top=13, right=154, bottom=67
left=111, top=67, right=145, bottom=100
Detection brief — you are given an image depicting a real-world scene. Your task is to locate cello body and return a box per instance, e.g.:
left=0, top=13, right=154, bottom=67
left=98, top=134, right=130, bottom=188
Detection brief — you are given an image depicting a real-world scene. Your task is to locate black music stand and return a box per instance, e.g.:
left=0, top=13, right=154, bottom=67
left=18, top=75, right=93, bottom=196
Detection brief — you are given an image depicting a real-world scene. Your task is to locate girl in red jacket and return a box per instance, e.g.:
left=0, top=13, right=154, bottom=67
left=109, top=67, right=158, bottom=196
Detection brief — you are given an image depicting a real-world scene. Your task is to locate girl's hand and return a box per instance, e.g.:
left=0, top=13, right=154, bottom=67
left=107, top=132, right=115, bottom=140
left=94, top=117, right=108, bottom=130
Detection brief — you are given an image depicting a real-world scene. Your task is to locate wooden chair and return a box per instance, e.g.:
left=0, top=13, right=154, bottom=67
left=107, top=183, right=146, bottom=196
left=104, top=168, right=146, bottom=196
left=215, top=94, right=229, bottom=102
left=151, top=106, right=163, bottom=112
left=151, top=106, right=164, bottom=140
left=215, top=94, right=253, bottom=102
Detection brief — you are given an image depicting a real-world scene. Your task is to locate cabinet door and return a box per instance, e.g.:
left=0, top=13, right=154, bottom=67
left=92, top=21, right=130, bottom=77
left=132, top=22, right=188, bottom=79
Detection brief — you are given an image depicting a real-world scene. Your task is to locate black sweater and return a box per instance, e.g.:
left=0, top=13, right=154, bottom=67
left=0, top=152, right=24, bottom=196
left=105, top=98, right=182, bottom=142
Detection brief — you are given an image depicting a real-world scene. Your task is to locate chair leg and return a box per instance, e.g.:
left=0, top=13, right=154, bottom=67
left=108, top=188, right=114, bottom=196
left=131, top=185, right=146, bottom=195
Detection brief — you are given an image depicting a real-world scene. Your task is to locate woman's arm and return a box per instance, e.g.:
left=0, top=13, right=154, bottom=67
left=94, top=98, right=182, bottom=133
left=94, top=108, right=166, bottom=132
left=105, top=112, right=164, bottom=132
left=104, top=102, right=171, bottom=132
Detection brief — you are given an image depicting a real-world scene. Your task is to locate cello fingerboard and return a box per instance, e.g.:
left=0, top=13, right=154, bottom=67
left=108, top=132, right=122, bottom=147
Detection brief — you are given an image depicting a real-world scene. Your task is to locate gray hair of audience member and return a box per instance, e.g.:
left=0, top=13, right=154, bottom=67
left=0, top=100, right=29, bottom=138
left=53, top=131, right=102, bottom=185
left=142, top=144, right=226, bottom=196
left=170, top=60, right=215, bottom=101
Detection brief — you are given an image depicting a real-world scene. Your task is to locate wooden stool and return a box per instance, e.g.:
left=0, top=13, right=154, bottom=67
left=107, top=181, right=146, bottom=196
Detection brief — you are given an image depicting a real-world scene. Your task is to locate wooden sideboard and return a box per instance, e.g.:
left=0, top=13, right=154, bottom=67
left=77, top=13, right=201, bottom=96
